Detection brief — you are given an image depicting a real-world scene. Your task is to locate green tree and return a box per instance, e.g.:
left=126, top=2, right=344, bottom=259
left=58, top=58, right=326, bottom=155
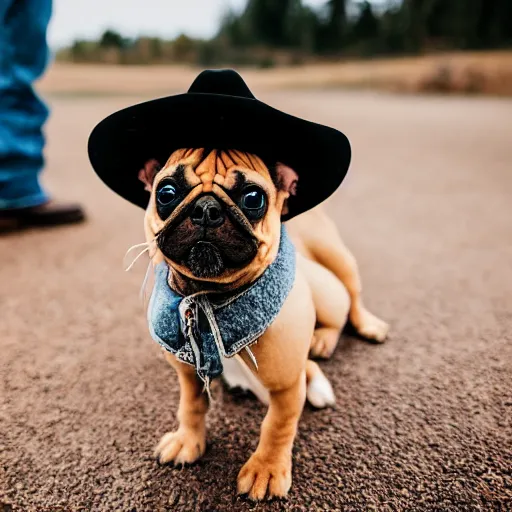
left=219, top=9, right=251, bottom=46
left=70, top=40, right=89, bottom=61
left=172, top=34, right=199, bottom=62
left=326, top=0, right=347, bottom=43
left=62, top=0, right=512, bottom=65
left=353, top=1, right=380, bottom=41
left=314, top=0, right=347, bottom=53
left=284, top=0, right=319, bottom=51
left=99, top=29, right=125, bottom=48
left=416, top=0, right=512, bottom=50
left=380, top=4, right=408, bottom=53
left=470, top=0, right=512, bottom=48
left=150, top=38, right=163, bottom=59
left=242, top=0, right=293, bottom=46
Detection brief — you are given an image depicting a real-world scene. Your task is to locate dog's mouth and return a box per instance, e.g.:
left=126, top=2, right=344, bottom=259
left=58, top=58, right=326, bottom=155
left=186, top=241, right=225, bottom=278
left=156, top=194, right=260, bottom=280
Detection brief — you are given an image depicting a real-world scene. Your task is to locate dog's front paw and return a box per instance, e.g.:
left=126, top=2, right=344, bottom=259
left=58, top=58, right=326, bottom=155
left=351, top=308, right=389, bottom=343
left=154, top=428, right=205, bottom=466
left=237, top=452, right=292, bottom=501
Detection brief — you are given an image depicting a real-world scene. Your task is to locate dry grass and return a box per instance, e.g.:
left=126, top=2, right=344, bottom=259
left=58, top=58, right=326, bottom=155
left=39, top=50, right=512, bottom=97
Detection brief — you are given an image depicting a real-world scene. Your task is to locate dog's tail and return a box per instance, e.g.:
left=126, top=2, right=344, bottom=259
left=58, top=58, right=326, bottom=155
left=222, top=356, right=335, bottom=408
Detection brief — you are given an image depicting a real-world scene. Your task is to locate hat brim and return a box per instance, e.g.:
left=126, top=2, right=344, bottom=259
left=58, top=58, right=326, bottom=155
left=88, top=93, right=351, bottom=220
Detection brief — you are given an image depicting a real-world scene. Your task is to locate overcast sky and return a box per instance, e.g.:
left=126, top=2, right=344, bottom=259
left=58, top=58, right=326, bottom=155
left=48, top=0, right=332, bottom=48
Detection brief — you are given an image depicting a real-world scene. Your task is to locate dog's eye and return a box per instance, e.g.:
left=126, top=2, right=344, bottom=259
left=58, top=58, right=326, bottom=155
left=240, top=187, right=266, bottom=221
left=242, top=189, right=265, bottom=210
left=157, top=184, right=177, bottom=206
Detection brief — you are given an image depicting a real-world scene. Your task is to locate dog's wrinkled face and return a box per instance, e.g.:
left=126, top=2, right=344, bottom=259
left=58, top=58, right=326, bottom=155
left=141, top=149, right=297, bottom=287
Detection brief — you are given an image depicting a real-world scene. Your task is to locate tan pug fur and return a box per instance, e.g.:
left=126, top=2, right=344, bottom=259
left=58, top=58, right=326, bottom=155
left=141, top=148, right=389, bottom=501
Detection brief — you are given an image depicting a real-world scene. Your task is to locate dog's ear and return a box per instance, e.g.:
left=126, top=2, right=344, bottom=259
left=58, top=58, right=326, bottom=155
left=275, top=163, right=298, bottom=216
left=138, top=159, right=161, bottom=192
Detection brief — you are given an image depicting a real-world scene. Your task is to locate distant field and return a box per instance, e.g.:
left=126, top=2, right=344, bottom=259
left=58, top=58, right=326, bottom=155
left=39, top=51, right=512, bottom=97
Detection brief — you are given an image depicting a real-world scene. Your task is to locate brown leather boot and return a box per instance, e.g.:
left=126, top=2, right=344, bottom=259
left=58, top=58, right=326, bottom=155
left=0, top=201, right=85, bottom=233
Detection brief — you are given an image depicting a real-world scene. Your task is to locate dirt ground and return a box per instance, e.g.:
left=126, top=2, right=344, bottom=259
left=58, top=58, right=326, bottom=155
left=1, top=88, right=511, bottom=511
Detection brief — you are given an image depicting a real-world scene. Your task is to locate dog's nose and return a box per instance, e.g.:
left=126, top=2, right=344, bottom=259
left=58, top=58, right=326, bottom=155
left=190, top=195, right=225, bottom=227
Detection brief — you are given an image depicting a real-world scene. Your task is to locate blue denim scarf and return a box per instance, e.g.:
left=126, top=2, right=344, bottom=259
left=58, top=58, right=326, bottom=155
left=147, top=227, right=296, bottom=386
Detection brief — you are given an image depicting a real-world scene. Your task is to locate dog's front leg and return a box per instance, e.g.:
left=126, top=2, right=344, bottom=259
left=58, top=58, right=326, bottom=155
left=236, top=271, right=313, bottom=500
left=154, top=352, right=208, bottom=465
left=237, top=372, right=306, bottom=500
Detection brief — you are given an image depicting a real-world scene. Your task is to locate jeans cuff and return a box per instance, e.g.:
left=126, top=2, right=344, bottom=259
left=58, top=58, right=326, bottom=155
left=0, top=170, right=49, bottom=210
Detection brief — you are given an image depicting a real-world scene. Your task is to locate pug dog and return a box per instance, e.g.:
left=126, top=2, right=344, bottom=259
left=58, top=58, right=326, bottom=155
left=88, top=68, right=389, bottom=501
left=138, top=148, right=388, bottom=501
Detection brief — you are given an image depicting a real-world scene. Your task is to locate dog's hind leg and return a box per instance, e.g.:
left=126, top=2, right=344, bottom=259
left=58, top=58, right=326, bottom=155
left=298, top=254, right=350, bottom=359
left=306, top=360, right=335, bottom=408
left=315, top=235, right=389, bottom=342
left=154, top=352, right=208, bottom=466
left=288, top=208, right=389, bottom=343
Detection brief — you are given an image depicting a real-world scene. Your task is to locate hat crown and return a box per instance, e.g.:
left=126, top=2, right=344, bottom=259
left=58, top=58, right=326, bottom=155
left=187, top=69, right=256, bottom=99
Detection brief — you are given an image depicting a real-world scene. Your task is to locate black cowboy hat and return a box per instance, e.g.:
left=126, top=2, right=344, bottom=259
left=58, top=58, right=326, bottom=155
left=88, top=69, right=351, bottom=220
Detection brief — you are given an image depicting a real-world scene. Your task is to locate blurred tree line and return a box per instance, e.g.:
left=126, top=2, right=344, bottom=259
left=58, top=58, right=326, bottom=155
left=61, top=0, right=512, bottom=66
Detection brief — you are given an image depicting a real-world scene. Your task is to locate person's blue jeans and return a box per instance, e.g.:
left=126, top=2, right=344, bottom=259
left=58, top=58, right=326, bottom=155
left=0, top=0, right=51, bottom=210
